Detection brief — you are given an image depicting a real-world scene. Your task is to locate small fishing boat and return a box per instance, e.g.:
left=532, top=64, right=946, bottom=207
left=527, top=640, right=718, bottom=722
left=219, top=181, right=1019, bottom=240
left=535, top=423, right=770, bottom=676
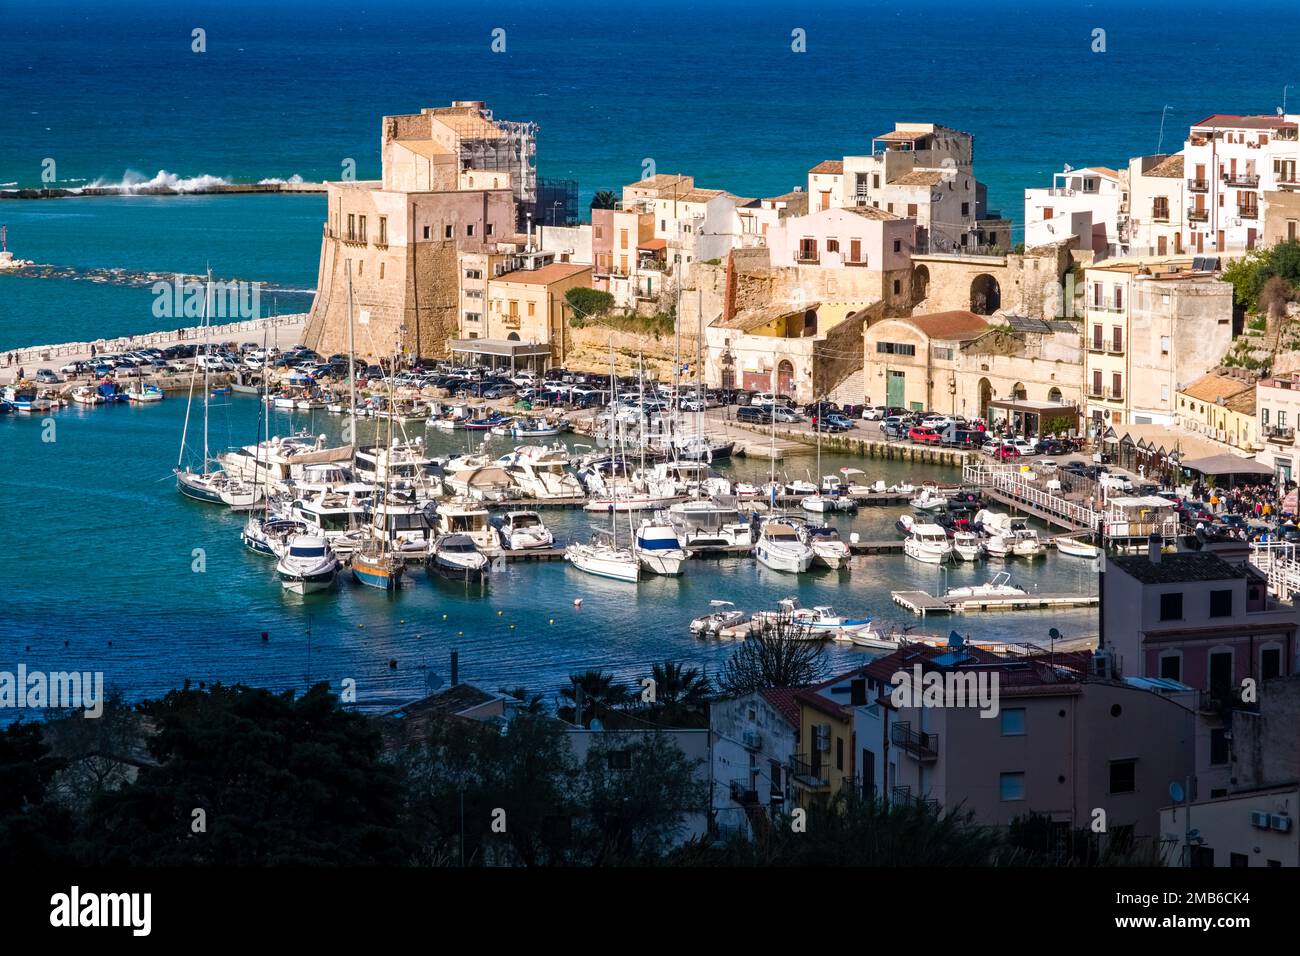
left=984, top=533, right=1012, bottom=559
left=275, top=534, right=340, bottom=594
left=689, top=600, right=745, bottom=637
left=494, top=510, right=554, bottom=551
left=903, top=523, right=953, bottom=564
left=952, top=530, right=984, bottom=561
left=634, top=518, right=689, bottom=576
left=896, top=513, right=916, bottom=536
left=1054, top=534, right=1101, bottom=558
left=755, top=519, right=814, bottom=573
left=909, top=484, right=948, bottom=511
left=945, top=571, right=1027, bottom=599
left=126, top=382, right=165, bottom=403
left=512, top=416, right=570, bottom=438
left=96, top=381, right=129, bottom=403
left=71, top=385, right=105, bottom=406
left=428, top=533, right=490, bottom=581
left=1011, top=525, right=1044, bottom=558
left=753, top=598, right=875, bottom=642
left=350, top=545, right=406, bottom=591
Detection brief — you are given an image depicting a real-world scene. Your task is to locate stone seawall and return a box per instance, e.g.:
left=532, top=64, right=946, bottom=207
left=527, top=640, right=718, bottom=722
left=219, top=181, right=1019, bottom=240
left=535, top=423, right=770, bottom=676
left=0, top=183, right=327, bottom=200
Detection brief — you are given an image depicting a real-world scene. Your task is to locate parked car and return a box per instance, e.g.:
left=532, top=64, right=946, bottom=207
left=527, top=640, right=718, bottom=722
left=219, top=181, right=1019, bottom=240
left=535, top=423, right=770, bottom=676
left=861, top=405, right=889, bottom=421
left=993, top=444, right=1022, bottom=461
left=908, top=426, right=941, bottom=444
left=813, top=416, right=851, bottom=433
left=771, top=406, right=803, bottom=423
left=823, top=412, right=855, bottom=431
left=35, top=368, right=63, bottom=384
left=880, top=416, right=907, bottom=439
left=736, top=405, right=772, bottom=424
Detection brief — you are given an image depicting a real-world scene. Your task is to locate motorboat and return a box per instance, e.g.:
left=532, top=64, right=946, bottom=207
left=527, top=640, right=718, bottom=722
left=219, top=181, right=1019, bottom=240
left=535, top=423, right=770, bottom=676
left=125, top=382, right=165, bottom=402
left=219, top=432, right=355, bottom=493
left=498, top=445, right=584, bottom=500
left=952, top=530, right=984, bottom=561
left=1010, top=522, right=1044, bottom=558
left=903, top=523, right=953, bottom=564
left=275, top=534, right=340, bottom=594
left=755, top=519, right=814, bottom=573
left=909, top=484, right=948, bottom=511
left=494, top=510, right=554, bottom=551
left=752, top=598, right=875, bottom=642
left=689, top=600, right=745, bottom=637
left=512, top=417, right=571, bottom=438
left=633, top=517, right=689, bottom=576
left=944, top=571, right=1027, bottom=599
left=444, top=465, right=516, bottom=503
left=668, top=498, right=754, bottom=549
left=71, top=385, right=104, bottom=405
left=241, top=515, right=308, bottom=557
left=984, top=533, right=1012, bottom=559
left=433, top=496, right=498, bottom=552
left=1055, top=534, right=1101, bottom=558
left=290, top=490, right=371, bottom=552
left=675, top=435, right=735, bottom=462
left=354, top=441, right=438, bottom=490
left=565, top=538, right=640, bottom=582
left=2, top=385, right=52, bottom=412
left=428, top=533, right=490, bottom=581
left=800, top=492, right=855, bottom=513
left=896, top=513, right=916, bottom=536
left=806, top=524, right=852, bottom=569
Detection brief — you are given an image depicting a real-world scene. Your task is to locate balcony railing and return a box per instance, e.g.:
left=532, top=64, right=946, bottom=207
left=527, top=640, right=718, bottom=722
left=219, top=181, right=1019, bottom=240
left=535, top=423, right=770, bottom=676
left=1224, top=173, right=1260, bottom=188
left=1238, top=206, right=1260, bottom=220
left=1109, top=388, right=1124, bottom=401
left=1188, top=178, right=1209, bottom=192
left=1189, top=208, right=1210, bottom=223
left=796, top=252, right=820, bottom=264
left=1089, top=298, right=1124, bottom=313
left=1088, top=387, right=1104, bottom=399
left=729, top=780, right=760, bottom=805
left=1089, top=339, right=1106, bottom=353
left=890, top=722, right=940, bottom=760
left=890, top=786, right=941, bottom=814
left=790, top=754, right=830, bottom=789
left=1265, top=427, right=1295, bottom=444
left=1108, top=341, right=1124, bottom=355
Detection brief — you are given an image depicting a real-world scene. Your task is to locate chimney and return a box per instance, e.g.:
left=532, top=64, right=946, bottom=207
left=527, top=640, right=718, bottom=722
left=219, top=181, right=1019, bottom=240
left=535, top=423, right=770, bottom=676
left=1148, top=531, right=1162, bottom=563
left=450, top=650, right=459, bottom=686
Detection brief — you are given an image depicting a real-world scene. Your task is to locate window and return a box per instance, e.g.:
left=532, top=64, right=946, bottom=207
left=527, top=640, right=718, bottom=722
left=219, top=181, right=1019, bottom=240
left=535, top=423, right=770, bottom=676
left=826, top=238, right=840, bottom=253
left=1043, top=207, right=1054, bottom=220
left=999, top=772, right=1025, bottom=801
left=1209, top=589, right=1233, bottom=617
left=1161, top=335, right=1170, bottom=355
left=1159, top=655, right=1181, bottom=681
left=378, top=217, right=387, bottom=244
left=1000, top=708, right=1026, bottom=736
left=444, top=225, right=453, bottom=239
left=876, top=342, right=916, bottom=356
left=893, top=239, right=902, bottom=253
left=960, top=202, right=970, bottom=217
left=1209, top=728, right=1230, bottom=765
left=527, top=301, right=535, bottom=317
left=347, top=214, right=355, bottom=241
left=933, top=346, right=954, bottom=361
left=466, top=223, right=475, bottom=237
left=1109, top=759, right=1136, bottom=794
left=849, top=238, right=862, bottom=262
left=907, top=203, right=918, bottom=218
left=1111, top=372, right=1122, bottom=399
left=423, top=225, right=431, bottom=240
left=1281, top=411, right=1289, bottom=429
left=465, top=269, right=483, bottom=280
left=1112, top=327, right=1123, bottom=352
left=1229, top=853, right=1249, bottom=868
left=607, top=749, right=632, bottom=770
left=1092, top=325, right=1103, bottom=349
left=1159, top=592, right=1183, bottom=621
left=836, top=736, right=844, bottom=772
left=379, top=261, right=384, bottom=279
left=1161, top=384, right=1169, bottom=402
left=1261, top=647, right=1282, bottom=680
left=893, top=278, right=901, bottom=295
left=486, top=223, right=494, bottom=236
left=358, top=216, right=367, bottom=242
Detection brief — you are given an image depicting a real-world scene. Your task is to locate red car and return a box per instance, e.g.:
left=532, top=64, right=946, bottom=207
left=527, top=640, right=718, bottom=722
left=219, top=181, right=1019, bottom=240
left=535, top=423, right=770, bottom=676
left=908, top=426, right=941, bottom=444
left=994, top=444, right=1022, bottom=460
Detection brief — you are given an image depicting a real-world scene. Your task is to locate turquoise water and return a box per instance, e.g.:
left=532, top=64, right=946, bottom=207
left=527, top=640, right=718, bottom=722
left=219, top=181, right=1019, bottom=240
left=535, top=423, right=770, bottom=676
left=0, top=398, right=1096, bottom=712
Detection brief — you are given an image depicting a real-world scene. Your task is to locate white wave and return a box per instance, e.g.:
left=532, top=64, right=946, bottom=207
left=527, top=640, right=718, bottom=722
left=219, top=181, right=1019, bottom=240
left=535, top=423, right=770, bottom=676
left=256, top=174, right=305, bottom=185
left=75, top=170, right=232, bottom=193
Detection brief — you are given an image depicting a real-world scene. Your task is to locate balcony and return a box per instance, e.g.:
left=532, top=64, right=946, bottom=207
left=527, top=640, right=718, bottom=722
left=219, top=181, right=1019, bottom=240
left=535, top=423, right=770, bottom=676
left=1088, top=298, right=1124, bottom=313
left=843, top=258, right=870, bottom=267
left=1265, top=427, right=1295, bottom=445
left=890, top=722, right=939, bottom=761
left=1189, top=208, right=1210, bottom=224
left=890, top=786, right=941, bottom=814
left=1224, top=172, right=1260, bottom=188
left=1188, top=178, right=1209, bottom=192
left=1108, top=388, right=1124, bottom=401
left=796, top=252, right=820, bottom=265
left=790, top=754, right=831, bottom=790
left=729, top=780, right=760, bottom=805
left=1238, top=206, right=1260, bottom=220
left=1108, top=341, right=1125, bottom=355
left=1088, top=387, right=1104, bottom=399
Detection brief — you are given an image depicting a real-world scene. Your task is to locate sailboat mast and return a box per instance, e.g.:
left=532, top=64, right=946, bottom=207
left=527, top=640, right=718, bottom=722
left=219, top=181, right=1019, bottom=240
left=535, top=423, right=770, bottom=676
left=202, top=269, right=212, bottom=472
left=346, top=261, right=358, bottom=470
left=608, top=333, right=617, bottom=546
left=696, top=286, right=703, bottom=498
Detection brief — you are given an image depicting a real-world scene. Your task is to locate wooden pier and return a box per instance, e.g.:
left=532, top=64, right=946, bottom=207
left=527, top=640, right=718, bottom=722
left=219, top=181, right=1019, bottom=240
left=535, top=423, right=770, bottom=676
left=892, top=588, right=1099, bottom=616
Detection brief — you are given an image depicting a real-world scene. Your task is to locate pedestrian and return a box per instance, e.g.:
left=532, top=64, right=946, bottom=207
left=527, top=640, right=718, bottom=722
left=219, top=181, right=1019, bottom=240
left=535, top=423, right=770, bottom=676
left=15, top=366, right=23, bottom=380
left=90, top=344, right=96, bottom=359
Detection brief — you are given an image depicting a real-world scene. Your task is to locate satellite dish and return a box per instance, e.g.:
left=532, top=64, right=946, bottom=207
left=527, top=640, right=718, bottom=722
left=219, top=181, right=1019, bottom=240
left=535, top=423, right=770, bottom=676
left=1169, top=781, right=1186, bottom=803
left=589, top=718, right=604, bottom=731
left=425, top=670, right=445, bottom=693
left=1049, top=627, right=1062, bottom=640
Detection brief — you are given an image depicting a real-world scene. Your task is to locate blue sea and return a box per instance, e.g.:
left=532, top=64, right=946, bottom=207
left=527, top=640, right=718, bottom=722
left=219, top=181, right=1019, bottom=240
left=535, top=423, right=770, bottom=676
left=0, top=0, right=1289, bottom=710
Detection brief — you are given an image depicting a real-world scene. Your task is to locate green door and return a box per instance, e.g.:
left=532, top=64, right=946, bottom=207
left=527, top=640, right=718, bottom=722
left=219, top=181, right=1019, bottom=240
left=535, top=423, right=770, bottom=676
left=887, top=370, right=905, bottom=408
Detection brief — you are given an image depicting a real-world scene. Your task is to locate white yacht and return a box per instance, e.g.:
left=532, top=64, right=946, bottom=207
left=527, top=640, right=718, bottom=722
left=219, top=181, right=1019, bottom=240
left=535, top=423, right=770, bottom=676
left=241, top=515, right=308, bottom=558
left=354, top=441, right=439, bottom=491
left=952, top=530, right=984, bottom=561
left=945, top=571, right=1027, bottom=599
left=290, top=491, right=371, bottom=554
left=755, top=519, right=814, bottom=573
left=433, top=497, right=498, bottom=553
left=494, top=510, right=554, bottom=551
left=428, top=533, right=490, bottom=581
left=668, top=498, right=753, bottom=549
left=218, top=432, right=353, bottom=493
left=565, top=538, right=640, bottom=582
left=689, top=600, right=745, bottom=637
left=903, top=523, right=953, bottom=564
left=275, top=534, right=340, bottom=594
left=633, top=517, right=689, bottom=576
left=497, top=444, right=583, bottom=500
left=806, top=524, right=852, bottom=570
left=751, top=598, right=873, bottom=642
left=1010, top=521, right=1044, bottom=558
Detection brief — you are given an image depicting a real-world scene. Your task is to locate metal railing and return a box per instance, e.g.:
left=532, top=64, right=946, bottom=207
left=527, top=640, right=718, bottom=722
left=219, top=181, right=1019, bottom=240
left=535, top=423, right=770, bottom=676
left=1089, top=298, right=1124, bottom=313
left=1238, top=206, right=1259, bottom=220
left=1224, top=173, right=1260, bottom=188
left=890, top=722, right=940, bottom=760
left=1189, top=208, right=1210, bottom=223
left=963, top=461, right=1101, bottom=530
left=789, top=754, right=830, bottom=789
left=1188, top=178, right=1209, bottom=192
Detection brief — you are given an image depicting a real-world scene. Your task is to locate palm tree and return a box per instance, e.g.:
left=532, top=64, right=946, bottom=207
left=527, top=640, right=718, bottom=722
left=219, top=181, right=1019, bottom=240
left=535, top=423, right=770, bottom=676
left=559, top=670, right=629, bottom=726
left=590, top=190, right=618, bottom=211
left=498, top=686, right=546, bottom=714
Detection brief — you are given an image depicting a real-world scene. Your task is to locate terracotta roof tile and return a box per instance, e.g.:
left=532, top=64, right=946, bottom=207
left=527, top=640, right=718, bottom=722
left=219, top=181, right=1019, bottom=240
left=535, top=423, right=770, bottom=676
left=494, top=263, right=591, bottom=286
left=1179, top=372, right=1252, bottom=404
left=809, top=160, right=844, bottom=175
left=903, top=310, right=989, bottom=340
left=891, top=170, right=946, bottom=187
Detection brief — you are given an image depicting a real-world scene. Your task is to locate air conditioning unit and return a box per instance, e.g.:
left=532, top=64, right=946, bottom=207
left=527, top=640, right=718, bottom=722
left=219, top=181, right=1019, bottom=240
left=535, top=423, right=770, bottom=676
left=742, top=730, right=762, bottom=750
left=1270, top=813, right=1292, bottom=832
left=1249, top=810, right=1271, bottom=829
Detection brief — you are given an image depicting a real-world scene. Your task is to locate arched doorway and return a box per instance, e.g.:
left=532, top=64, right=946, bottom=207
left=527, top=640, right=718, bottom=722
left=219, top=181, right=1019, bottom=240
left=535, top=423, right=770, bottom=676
left=506, top=332, right=520, bottom=341
left=777, top=360, right=795, bottom=397
left=1048, top=387, right=1063, bottom=402
left=978, top=377, right=992, bottom=422
left=970, top=274, right=1001, bottom=315
left=912, top=264, right=930, bottom=303
left=802, top=309, right=818, bottom=336
left=1012, top=381, right=1027, bottom=400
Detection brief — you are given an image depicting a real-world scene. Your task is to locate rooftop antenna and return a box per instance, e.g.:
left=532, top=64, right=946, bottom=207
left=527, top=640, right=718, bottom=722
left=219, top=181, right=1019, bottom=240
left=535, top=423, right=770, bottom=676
left=1156, top=105, right=1174, bottom=156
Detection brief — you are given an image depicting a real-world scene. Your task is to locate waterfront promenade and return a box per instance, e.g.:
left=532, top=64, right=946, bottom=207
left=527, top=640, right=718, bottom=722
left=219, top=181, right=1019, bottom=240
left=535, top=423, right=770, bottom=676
left=1, top=315, right=307, bottom=384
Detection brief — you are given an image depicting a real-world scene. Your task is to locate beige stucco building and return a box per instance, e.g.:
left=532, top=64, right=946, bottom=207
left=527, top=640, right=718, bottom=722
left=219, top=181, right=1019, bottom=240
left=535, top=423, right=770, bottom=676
left=481, top=261, right=591, bottom=361
left=1175, top=371, right=1258, bottom=452
left=863, top=310, right=990, bottom=411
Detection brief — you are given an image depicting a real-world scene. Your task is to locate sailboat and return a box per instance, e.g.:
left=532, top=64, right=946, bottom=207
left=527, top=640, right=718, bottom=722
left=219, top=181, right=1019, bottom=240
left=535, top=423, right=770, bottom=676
left=566, top=334, right=640, bottom=582
left=174, top=269, right=263, bottom=508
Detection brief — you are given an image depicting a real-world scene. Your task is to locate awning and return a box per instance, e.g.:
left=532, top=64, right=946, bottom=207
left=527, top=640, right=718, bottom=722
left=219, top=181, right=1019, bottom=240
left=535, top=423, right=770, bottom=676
left=1179, top=454, right=1273, bottom=477
left=637, top=239, right=668, bottom=251
left=987, top=399, right=1078, bottom=414
left=449, top=338, right=551, bottom=358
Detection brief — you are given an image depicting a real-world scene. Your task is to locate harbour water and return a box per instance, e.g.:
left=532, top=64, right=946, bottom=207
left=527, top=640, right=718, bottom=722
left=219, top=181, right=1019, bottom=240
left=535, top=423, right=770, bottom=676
left=0, top=397, right=1097, bottom=713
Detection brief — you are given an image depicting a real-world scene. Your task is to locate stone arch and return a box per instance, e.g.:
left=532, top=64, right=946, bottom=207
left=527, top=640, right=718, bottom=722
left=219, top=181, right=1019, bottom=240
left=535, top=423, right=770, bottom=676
left=970, top=273, right=1001, bottom=315
left=507, top=332, right=520, bottom=341
left=1048, top=386, right=1063, bottom=402
left=912, top=264, right=930, bottom=303
left=802, top=309, right=818, bottom=336
left=777, top=359, right=795, bottom=396
left=1012, top=381, right=1027, bottom=400
left=978, top=377, right=993, bottom=421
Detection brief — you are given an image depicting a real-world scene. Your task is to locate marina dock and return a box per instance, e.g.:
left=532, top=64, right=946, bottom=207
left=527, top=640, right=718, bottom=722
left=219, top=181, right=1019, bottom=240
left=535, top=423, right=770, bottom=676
left=891, top=589, right=1099, bottom=616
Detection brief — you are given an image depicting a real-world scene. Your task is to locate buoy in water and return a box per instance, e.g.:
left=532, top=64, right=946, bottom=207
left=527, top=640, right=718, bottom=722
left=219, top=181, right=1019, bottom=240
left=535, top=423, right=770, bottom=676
left=261, top=632, right=269, bottom=642
left=388, top=659, right=397, bottom=669
left=573, top=598, right=583, bottom=608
